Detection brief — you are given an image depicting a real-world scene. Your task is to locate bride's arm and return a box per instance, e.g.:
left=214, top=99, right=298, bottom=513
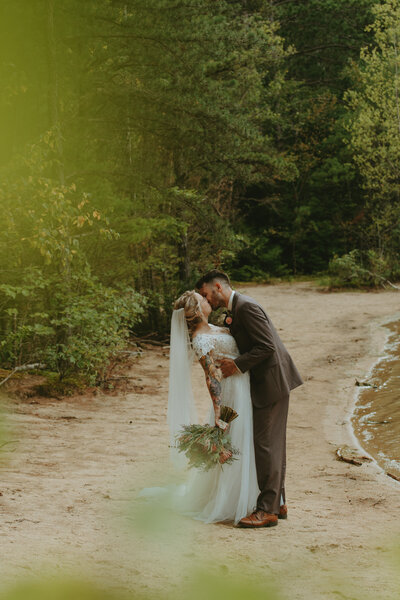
left=198, top=351, right=225, bottom=428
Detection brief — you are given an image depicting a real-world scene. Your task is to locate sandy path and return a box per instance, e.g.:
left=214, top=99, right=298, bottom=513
left=1, top=282, right=400, bottom=598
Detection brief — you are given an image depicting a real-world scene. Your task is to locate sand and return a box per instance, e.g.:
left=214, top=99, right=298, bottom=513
left=1, top=282, right=400, bottom=599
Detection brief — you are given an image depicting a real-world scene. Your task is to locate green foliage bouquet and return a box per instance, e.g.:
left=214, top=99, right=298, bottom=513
left=176, top=406, right=239, bottom=471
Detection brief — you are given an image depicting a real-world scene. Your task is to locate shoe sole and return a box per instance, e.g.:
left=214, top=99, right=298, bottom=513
left=238, top=520, right=278, bottom=528
left=278, top=514, right=287, bottom=520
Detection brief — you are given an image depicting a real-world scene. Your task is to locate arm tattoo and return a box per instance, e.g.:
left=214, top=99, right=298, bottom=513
left=199, top=351, right=222, bottom=409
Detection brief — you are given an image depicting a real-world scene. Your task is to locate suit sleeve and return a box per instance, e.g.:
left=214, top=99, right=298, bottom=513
left=234, top=302, right=276, bottom=373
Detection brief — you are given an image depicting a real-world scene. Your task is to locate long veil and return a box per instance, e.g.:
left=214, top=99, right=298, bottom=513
left=167, top=308, right=197, bottom=467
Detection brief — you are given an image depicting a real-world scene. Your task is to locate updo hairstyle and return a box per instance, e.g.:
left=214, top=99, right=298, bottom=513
left=174, top=290, right=203, bottom=336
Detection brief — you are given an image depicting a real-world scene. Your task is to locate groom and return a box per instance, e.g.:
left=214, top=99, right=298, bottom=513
left=196, top=270, right=303, bottom=528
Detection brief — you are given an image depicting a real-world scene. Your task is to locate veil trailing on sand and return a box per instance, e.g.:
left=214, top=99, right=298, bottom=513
left=167, top=308, right=197, bottom=467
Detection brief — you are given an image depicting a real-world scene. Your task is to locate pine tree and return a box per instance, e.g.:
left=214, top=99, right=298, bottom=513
left=345, top=0, right=400, bottom=264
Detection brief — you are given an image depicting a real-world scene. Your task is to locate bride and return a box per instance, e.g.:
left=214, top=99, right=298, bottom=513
left=168, top=290, right=259, bottom=525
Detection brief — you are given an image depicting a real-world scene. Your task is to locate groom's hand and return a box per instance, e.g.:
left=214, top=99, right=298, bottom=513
left=218, top=358, right=240, bottom=378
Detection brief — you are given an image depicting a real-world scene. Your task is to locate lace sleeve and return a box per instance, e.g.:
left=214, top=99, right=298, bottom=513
left=192, top=334, right=215, bottom=360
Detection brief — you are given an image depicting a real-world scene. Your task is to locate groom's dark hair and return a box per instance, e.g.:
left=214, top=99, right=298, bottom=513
left=195, top=269, right=231, bottom=289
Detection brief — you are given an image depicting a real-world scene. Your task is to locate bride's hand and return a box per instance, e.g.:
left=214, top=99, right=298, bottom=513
left=215, top=408, right=228, bottom=430
left=215, top=418, right=229, bottom=432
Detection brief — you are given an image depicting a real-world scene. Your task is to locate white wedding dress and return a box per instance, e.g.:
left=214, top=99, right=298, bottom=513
left=175, top=324, right=260, bottom=524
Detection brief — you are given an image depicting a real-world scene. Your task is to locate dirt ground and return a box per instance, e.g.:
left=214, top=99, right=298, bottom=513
left=1, top=282, right=400, bottom=599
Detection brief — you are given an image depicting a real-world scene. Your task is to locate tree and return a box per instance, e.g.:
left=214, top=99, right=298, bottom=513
left=234, top=0, right=377, bottom=275
left=345, top=0, right=400, bottom=266
left=99, top=1, right=296, bottom=282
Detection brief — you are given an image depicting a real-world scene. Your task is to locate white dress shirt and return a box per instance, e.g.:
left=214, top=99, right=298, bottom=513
left=228, top=290, right=235, bottom=311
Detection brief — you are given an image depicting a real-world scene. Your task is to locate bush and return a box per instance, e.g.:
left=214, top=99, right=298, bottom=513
left=43, top=279, right=145, bottom=383
left=328, top=249, right=399, bottom=288
left=0, top=147, right=145, bottom=384
left=0, top=271, right=145, bottom=385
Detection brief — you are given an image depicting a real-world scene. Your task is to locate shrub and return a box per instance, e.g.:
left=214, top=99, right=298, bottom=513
left=328, top=249, right=399, bottom=288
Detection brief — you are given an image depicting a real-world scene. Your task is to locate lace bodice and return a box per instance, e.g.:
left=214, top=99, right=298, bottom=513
left=192, top=324, right=239, bottom=360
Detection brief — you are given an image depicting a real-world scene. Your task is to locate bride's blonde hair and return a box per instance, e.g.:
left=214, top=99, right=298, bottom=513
left=174, top=290, right=203, bottom=336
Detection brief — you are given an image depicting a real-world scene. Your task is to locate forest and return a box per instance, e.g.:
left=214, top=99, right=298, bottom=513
left=0, top=0, right=399, bottom=384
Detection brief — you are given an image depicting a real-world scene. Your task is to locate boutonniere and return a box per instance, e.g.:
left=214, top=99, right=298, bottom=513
left=223, top=310, right=233, bottom=327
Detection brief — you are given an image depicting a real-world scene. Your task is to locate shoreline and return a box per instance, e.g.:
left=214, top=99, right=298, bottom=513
left=349, top=314, right=400, bottom=482
left=324, top=308, right=400, bottom=489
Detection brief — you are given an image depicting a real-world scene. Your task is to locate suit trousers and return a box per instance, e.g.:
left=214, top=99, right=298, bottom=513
left=253, top=393, right=289, bottom=514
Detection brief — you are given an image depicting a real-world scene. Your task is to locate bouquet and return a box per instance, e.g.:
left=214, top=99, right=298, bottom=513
left=176, top=406, right=239, bottom=471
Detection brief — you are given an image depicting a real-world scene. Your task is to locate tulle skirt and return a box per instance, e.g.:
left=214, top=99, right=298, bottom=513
left=176, top=371, right=259, bottom=524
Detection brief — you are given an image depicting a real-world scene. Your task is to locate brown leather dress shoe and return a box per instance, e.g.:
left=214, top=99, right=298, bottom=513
left=279, top=504, right=288, bottom=519
left=238, top=509, right=278, bottom=528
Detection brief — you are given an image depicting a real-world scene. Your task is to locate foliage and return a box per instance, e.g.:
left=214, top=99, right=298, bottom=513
left=224, top=231, right=289, bottom=282
left=42, top=279, right=144, bottom=383
left=239, top=0, right=378, bottom=275
left=0, top=137, right=144, bottom=382
left=346, top=0, right=400, bottom=199
left=96, top=0, right=297, bottom=297
left=176, top=423, right=239, bottom=472
left=328, top=249, right=400, bottom=288
left=345, top=0, right=400, bottom=267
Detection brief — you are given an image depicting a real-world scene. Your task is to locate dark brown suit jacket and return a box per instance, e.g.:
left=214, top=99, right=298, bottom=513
left=230, top=293, right=303, bottom=408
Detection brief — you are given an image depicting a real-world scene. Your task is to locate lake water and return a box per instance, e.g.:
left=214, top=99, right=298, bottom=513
left=352, top=320, right=400, bottom=480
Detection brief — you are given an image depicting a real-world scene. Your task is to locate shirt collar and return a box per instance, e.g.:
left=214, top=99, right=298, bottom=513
left=227, top=290, right=235, bottom=311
